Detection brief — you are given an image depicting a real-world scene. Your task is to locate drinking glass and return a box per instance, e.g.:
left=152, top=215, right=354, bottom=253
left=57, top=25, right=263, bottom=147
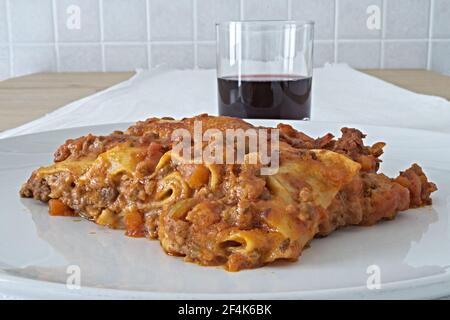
left=216, top=20, right=314, bottom=120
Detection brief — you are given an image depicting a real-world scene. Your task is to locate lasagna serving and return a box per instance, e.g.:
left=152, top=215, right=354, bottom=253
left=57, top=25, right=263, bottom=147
left=20, top=114, right=437, bottom=271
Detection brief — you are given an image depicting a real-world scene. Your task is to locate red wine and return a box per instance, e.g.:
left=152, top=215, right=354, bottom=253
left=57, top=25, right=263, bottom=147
left=218, top=74, right=312, bottom=120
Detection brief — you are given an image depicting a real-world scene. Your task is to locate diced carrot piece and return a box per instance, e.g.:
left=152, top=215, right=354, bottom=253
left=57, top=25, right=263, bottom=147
left=187, top=165, right=210, bottom=189
left=48, top=199, right=75, bottom=216
left=124, top=209, right=144, bottom=237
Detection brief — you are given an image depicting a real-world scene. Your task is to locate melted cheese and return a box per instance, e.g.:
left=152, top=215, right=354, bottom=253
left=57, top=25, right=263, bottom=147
left=98, top=144, right=142, bottom=176
left=273, top=149, right=360, bottom=209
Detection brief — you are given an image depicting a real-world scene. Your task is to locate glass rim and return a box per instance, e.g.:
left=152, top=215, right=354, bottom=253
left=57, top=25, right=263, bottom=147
left=215, top=20, right=314, bottom=29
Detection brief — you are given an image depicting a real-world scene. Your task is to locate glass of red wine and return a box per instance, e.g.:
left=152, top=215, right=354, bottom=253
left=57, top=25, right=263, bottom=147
left=216, top=20, right=314, bottom=120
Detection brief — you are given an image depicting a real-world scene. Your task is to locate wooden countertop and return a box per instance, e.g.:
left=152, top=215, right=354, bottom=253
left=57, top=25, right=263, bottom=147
left=0, top=72, right=135, bottom=132
left=0, top=69, right=449, bottom=132
left=362, top=69, right=450, bottom=100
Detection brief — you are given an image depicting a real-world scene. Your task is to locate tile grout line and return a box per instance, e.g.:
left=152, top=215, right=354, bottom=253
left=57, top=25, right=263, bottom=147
left=380, top=0, right=387, bottom=68
left=193, top=0, right=198, bottom=69
left=5, top=0, right=13, bottom=77
left=426, top=0, right=435, bottom=70
left=337, top=38, right=431, bottom=43
left=334, top=0, right=339, bottom=62
left=99, top=0, right=106, bottom=72
left=428, top=38, right=450, bottom=43
left=51, top=0, right=60, bottom=72
left=4, top=40, right=223, bottom=46
left=3, top=39, right=442, bottom=46
left=146, top=0, right=151, bottom=69
left=314, top=39, right=335, bottom=44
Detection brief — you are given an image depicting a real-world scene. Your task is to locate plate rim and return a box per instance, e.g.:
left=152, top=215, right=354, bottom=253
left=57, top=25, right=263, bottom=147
left=0, top=268, right=449, bottom=299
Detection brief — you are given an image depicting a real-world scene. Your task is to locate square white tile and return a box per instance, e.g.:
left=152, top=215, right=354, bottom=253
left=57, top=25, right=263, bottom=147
left=0, top=0, right=8, bottom=43
left=432, top=0, right=450, bottom=39
left=384, top=41, right=428, bottom=68
left=151, top=44, right=194, bottom=69
left=13, top=45, right=56, bottom=77
left=10, top=0, right=54, bottom=42
left=314, top=42, right=335, bottom=67
left=56, top=0, right=101, bottom=42
left=243, top=0, right=288, bottom=20
left=197, top=0, right=240, bottom=41
left=150, top=0, right=193, bottom=41
left=103, top=0, right=147, bottom=41
left=431, top=42, right=450, bottom=76
left=337, top=41, right=381, bottom=68
left=197, top=43, right=215, bottom=69
left=292, top=0, right=335, bottom=40
left=0, top=45, right=10, bottom=80
left=59, top=44, right=102, bottom=72
left=338, top=0, right=382, bottom=39
left=385, top=0, right=430, bottom=39
left=105, top=44, right=148, bottom=71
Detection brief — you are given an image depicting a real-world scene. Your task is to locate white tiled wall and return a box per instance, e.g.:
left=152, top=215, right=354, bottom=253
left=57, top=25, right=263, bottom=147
left=0, top=0, right=449, bottom=80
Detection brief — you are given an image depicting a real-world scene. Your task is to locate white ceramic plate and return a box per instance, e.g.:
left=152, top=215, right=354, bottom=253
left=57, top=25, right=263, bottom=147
left=1, top=120, right=449, bottom=299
